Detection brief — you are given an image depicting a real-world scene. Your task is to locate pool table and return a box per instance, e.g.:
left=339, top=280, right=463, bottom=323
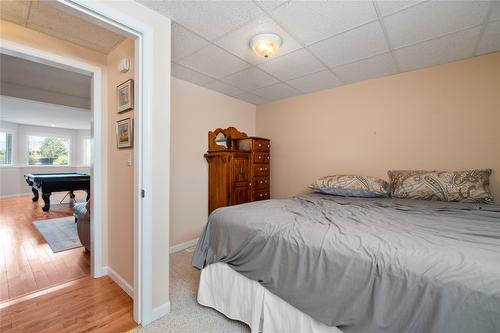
left=24, top=172, right=90, bottom=211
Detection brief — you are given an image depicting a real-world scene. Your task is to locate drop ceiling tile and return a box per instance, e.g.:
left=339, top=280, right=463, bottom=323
left=215, top=15, right=302, bottom=65
left=172, top=23, right=209, bottom=61
left=178, top=45, right=250, bottom=79
left=137, top=0, right=263, bottom=40
left=27, top=1, right=125, bottom=54
left=171, top=63, right=214, bottom=86
left=254, top=0, right=289, bottom=12
left=476, top=20, right=500, bottom=55
left=252, top=82, right=300, bottom=101
left=258, top=49, right=325, bottom=81
left=309, top=21, right=389, bottom=68
left=234, top=92, right=269, bottom=105
left=383, top=0, right=489, bottom=48
left=489, top=1, right=500, bottom=22
left=395, top=27, right=481, bottom=72
left=375, top=0, right=424, bottom=17
left=286, top=70, right=342, bottom=93
left=332, top=53, right=398, bottom=84
left=203, top=80, right=244, bottom=97
left=271, top=0, right=377, bottom=45
left=222, top=67, right=279, bottom=91
left=0, top=0, right=30, bottom=25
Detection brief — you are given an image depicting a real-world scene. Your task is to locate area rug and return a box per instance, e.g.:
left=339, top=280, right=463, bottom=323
left=32, top=216, right=82, bottom=253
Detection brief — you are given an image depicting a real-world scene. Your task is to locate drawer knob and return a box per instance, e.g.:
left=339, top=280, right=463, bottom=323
left=267, top=156, right=269, bottom=160
left=265, top=180, right=268, bottom=183
left=258, top=143, right=262, bottom=147
left=267, top=144, right=270, bottom=148
left=260, top=193, right=263, bottom=197
left=258, top=156, right=262, bottom=159
left=260, top=168, right=263, bottom=171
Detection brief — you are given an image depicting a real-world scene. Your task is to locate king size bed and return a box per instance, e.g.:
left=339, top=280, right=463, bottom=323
left=192, top=192, right=500, bottom=333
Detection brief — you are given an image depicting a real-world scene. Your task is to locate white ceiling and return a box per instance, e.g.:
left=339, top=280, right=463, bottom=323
left=0, top=54, right=91, bottom=109
left=0, top=95, right=91, bottom=130
left=139, top=0, right=500, bottom=105
left=0, top=0, right=125, bottom=54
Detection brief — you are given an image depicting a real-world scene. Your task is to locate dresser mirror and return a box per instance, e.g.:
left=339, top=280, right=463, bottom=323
left=215, top=132, right=232, bottom=149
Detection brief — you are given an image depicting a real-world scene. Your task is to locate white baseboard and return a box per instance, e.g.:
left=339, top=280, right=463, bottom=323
left=0, top=192, right=31, bottom=200
left=104, top=266, right=134, bottom=298
left=169, top=238, right=199, bottom=254
left=151, top=301, right=171, bottom=322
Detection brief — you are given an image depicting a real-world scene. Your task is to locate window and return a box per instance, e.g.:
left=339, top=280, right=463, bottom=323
left=82, top=138, right=91, bottom=166
left=28, top=136, right=70, bottom=166
left=0, top=131, right=13, bottom=165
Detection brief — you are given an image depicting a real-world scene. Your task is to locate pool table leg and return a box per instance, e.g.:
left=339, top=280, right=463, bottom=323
left=69, top=191, right=76, bottom=200
left=32, top=188, right=39, bottom=202
left=42, top=193, right=51, bottom=212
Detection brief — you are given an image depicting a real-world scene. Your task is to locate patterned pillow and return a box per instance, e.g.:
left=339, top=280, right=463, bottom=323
left=311, top=175, right=390, bottom=198
left=388, top=169, right=494, bottom=203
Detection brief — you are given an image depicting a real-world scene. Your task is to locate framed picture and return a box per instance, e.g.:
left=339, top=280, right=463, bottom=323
left=116, top=118, right=133, bottom=148
left=116, top=79, right=134, bottom=113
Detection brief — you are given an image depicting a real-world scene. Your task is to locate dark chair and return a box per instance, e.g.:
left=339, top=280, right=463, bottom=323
left=73, top=201, right=90, bottom=251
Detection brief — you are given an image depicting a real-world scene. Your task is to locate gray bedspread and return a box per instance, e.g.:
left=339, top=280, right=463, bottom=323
left=192, top=193, right=500, bottom=333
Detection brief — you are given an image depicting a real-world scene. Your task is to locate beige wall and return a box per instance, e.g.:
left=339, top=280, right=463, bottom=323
left=170, top=78, right=256, bottom=246
left=106, top=38, right=135, bottom=285
left=256, top=52, right=500, bottom=203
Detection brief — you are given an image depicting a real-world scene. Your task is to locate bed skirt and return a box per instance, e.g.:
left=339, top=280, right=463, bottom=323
left=198, top=262, right=344, bottom=333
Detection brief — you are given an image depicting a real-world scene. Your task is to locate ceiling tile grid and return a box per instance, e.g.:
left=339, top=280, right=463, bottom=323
left=332, top=52, right=399, bottom=84
left=135, top=0, right=500, bottom=105
left=0, top=0, right=125, bottom=54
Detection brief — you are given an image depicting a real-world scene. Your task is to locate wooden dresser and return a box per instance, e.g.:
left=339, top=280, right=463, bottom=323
left=205, top=127, right=271, bottom=214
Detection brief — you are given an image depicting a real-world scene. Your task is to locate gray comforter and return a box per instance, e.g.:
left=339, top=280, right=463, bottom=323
left=192, top=193, right=500, bottom=333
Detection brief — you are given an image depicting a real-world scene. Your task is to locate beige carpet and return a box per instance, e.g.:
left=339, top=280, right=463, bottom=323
left=138, top=249, right=250, bottom=333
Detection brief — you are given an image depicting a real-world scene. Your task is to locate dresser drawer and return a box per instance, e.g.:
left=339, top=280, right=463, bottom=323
left=253, top=152, right=270, bottom=163
left=254, top=139, right=270, bottom=152
left=253, top=165, right=269, bottom=177
left=253, top=177, right=269, bottom=189
left=253, top=189, right=270, bottom=201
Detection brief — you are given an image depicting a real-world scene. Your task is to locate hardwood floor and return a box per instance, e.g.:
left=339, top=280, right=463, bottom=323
left=0, top=275, right=137, bottom=332
left=0, top=192, right=90, bottom=302
left=0, top=192, right=137, bottom=332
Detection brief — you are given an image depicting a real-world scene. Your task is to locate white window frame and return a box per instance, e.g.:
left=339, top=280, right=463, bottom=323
left=0, top=129, right=14, bottom=166
left=27, top=134, right=72, bottom=167
left=81, top=135, right=91, bottom=167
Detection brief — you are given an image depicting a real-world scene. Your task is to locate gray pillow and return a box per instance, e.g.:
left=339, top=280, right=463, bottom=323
left=311, top=175, right=390, bottom=198
left=388, top=169, right=494, bottom=203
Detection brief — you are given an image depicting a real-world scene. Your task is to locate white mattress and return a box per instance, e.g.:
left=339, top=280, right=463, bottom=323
left=198, top=262, right=344, bottom=333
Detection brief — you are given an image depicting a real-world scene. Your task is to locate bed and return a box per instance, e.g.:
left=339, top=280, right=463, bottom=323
left=192, top=193, right=500, bottom=333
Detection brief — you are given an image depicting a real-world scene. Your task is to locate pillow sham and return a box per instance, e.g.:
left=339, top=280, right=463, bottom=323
left=388, top=169, right=494, bottom=204
left=310, top=175, right=390, bottom=198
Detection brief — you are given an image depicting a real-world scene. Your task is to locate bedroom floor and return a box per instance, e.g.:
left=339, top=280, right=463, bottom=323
left=138, top=249, right=250, bottom=333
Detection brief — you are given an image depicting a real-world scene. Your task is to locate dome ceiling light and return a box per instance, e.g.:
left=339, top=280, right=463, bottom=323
left=250, top=33, right=282, bottom=58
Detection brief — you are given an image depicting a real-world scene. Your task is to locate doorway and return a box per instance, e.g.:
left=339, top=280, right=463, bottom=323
left=0, top=44, right=103, bottom=304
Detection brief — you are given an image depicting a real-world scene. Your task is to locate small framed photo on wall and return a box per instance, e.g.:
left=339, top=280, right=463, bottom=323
left=116, top=79, right=134, bottom=113
left=116, top=118, right=133, bottom=148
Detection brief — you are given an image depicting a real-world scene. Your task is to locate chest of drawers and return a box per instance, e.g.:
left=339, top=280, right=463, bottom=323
left=237, top=137, right=271, bottom=202
left=205, top=127, right=271, bottom=214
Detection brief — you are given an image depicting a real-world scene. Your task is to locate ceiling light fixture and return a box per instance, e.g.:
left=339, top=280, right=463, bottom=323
left=250, top=33, right=282, bottom=58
